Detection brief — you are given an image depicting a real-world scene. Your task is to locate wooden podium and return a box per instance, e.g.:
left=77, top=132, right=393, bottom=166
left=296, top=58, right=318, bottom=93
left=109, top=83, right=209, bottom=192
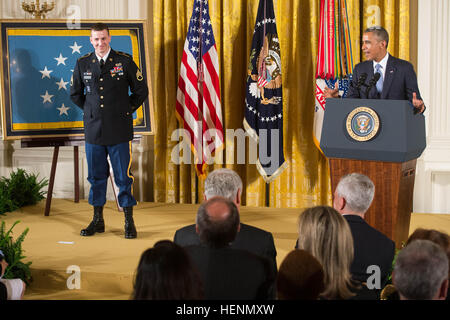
left=321, top=98, right=426, bottom=248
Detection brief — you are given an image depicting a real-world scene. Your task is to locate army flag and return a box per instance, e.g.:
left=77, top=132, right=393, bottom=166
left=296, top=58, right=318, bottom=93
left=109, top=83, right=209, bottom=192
left=176, top=0, right=224, bottom=177
left=244, top=0, right=287, bottom=183
left=313, top=0, right=353, bottom=151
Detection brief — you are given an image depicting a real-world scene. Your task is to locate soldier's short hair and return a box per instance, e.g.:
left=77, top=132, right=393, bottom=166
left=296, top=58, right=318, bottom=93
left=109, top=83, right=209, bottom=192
left=90, top=23, right=109, bottom=35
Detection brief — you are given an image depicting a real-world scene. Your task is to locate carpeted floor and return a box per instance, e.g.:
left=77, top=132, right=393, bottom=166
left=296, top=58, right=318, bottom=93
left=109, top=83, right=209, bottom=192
left=1, top=199, right=449, bottom=300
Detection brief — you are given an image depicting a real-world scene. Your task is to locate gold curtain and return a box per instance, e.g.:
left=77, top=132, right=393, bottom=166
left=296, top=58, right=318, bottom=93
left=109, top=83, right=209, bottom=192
left=150, top=0, right=410, bottom=208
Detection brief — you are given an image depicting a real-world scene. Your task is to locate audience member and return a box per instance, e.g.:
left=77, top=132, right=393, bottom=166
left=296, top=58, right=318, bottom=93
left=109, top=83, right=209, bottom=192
left=297, top=206, right=356, bottom=300
left=406, top=228, right=450, bottom=263
left=277, top=249, right=325, bottom=300
left=0, top=258, right=7, bottom=300
left=132, top=240, right=203, bottom=300
left=333, top=173, right=395, bottom=297
left=0, top=282, right=6, bottom=300
left=393, top=240, right=448, bottom=300
left=174, top=168, right=277, bottom=272
left=185, top=196, right=275, bottom=299
left=382, top=228, right=450, bottom=300
left=0, top=249, right=26, bottom=300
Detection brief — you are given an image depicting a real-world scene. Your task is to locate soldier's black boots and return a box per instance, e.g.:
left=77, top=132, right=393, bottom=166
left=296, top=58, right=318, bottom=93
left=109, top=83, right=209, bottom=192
left=123, top=207, right=137, bottom=239
left=80, top=206, right=136, bottom=238
left=80, top=206, right=105, bottom=236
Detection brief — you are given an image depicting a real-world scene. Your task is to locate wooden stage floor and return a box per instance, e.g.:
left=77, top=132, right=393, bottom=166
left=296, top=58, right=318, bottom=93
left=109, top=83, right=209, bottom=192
left=1, top=199, right=449, bottom=300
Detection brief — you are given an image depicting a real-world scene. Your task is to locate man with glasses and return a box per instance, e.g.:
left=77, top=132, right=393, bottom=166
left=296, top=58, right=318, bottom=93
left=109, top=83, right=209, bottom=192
left=324, top=26, right=426, bottom=114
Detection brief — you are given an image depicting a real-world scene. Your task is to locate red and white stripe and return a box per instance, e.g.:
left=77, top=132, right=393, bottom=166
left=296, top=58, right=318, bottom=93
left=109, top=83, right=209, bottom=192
left=176, top=41, right=223, bottom=176
left=257, top=75, right=268, bottom=88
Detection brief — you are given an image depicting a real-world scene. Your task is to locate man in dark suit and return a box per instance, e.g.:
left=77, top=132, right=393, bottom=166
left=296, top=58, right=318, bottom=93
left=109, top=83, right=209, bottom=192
left=173, top=168, right=277, bottom=272
left=333, top=173, right=395, bottom=298
left=70, top=23, right=148, bottom=239
left=185, top=197, right=275, bottom=299
left=0, top=282, right=6, bottom=301
left=324, top=26, right=426, bottom=114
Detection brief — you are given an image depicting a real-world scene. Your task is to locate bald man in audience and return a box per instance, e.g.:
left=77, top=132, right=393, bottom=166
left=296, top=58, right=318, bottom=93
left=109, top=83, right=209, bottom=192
left=184, top=196, right=275, bottom=299
left=174, top=168, right=277, bottom=273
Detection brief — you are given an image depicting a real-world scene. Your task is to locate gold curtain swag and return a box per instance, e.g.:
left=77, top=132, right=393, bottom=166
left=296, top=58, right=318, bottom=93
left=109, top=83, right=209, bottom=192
left=150, top=0, right=410, bottom=208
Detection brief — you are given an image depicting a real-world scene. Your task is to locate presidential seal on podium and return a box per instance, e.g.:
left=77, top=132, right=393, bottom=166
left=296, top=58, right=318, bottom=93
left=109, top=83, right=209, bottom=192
left=346, top=106, right=380, bottom=141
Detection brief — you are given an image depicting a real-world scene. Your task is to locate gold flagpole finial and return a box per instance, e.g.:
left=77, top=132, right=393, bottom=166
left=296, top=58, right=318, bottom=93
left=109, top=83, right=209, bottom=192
left=22, top=0, right=55, bottom=19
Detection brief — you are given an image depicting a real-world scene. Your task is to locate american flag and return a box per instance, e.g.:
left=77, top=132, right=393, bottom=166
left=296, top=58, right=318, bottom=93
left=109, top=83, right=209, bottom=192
left=176, top=0, right=224, bottom=177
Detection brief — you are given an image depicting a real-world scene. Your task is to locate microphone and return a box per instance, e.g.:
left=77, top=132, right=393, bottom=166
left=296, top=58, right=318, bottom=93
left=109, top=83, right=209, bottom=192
left=356, top=73, right=368, bottom=90
left=365, top=72, right=381, bottom=96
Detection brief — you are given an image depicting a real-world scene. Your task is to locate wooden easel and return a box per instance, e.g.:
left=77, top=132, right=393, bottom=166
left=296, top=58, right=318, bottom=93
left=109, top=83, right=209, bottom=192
left=21, top=137, right=84, bottom=216
left=20, top=135, right=142, bottom=216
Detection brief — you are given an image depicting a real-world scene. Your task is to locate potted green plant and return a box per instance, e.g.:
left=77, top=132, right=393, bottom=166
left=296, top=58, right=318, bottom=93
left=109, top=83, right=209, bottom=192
left=0, top=168, right=48, bottom=215
left=0, top=220, right=32, bottom=284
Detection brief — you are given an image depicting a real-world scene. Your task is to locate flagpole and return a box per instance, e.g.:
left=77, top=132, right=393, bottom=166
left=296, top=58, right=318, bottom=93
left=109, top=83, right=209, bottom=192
left=196, top=0, right=202, bottom=205
left=262, top=0, right=271, bottom=206
left=195, top=174, right=199, bottom=204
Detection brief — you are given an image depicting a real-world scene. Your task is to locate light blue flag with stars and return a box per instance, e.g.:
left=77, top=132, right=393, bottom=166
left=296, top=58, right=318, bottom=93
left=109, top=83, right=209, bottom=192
left=4, top=29, right=135, bottom=137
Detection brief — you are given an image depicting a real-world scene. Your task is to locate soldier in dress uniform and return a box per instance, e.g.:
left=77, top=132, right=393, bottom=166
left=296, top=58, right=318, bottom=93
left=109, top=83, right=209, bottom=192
left=70, top=23, right=148, bottom=239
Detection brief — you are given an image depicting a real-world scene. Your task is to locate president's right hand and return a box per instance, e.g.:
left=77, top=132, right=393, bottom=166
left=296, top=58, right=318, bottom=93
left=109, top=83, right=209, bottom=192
left=323, top=82, right=339, bottom=98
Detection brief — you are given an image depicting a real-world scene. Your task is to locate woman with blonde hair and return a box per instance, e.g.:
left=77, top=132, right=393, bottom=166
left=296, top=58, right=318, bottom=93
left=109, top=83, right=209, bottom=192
left=297, top=206, right=356, bottom=299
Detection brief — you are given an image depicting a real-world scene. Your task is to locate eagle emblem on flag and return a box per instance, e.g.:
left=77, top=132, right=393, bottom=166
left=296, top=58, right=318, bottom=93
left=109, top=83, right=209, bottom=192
left=248, top=34, right=282, bottom=106
left=244, top=0, right=288, bottom=183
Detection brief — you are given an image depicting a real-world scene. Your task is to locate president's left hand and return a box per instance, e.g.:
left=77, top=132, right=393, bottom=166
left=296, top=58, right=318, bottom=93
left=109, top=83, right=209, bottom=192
left=412, top=92, right=425, bottom=113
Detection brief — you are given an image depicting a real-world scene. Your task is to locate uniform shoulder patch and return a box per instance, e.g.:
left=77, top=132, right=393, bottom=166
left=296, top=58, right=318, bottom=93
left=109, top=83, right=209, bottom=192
left=79, top=52, right=92, bottom=60
left=116, top=51, right=132, bottom=59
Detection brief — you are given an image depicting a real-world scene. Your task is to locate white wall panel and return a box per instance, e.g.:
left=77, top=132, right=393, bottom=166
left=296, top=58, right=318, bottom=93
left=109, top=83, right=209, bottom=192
left=0, top=0, right=146, bottom=20
left=415, top=0, right=450, bottom=214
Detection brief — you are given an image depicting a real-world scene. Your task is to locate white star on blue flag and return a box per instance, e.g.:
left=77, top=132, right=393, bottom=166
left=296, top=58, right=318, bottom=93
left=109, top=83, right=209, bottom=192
left=187, top=0, right=215, bottom=61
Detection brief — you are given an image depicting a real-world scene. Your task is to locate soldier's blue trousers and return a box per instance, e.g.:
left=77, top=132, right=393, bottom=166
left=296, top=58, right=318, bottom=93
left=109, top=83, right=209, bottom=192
left=85, top=141, right=137, bottom=208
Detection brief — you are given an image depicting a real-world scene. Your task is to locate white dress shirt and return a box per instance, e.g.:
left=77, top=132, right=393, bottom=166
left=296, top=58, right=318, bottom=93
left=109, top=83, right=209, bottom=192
left=373, top=52, right=389, bottom=79
left=95, top=47, right=111, bottom=64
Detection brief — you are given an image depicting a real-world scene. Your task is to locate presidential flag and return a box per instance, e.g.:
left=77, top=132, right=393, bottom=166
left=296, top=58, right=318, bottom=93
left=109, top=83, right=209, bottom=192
left=176, top=0, right=224, bottom=177
left=244, top=0, right=287, bottom=183
left=3, top=26, right=146, bottom=139
left=313, top=0, right=353, bottom=151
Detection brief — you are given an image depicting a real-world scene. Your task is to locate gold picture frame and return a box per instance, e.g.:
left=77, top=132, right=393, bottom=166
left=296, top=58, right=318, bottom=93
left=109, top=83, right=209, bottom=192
left=0, top=19, right=154, bottom=140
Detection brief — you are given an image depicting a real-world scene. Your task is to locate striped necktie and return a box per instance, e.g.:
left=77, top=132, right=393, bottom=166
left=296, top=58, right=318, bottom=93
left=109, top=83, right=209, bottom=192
left=375, top=63, right=383, bottom=93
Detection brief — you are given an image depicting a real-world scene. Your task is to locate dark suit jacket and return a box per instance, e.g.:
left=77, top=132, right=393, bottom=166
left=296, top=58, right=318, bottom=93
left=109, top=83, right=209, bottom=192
left=174, top=223, right=277, bottom=272
left=347, top=54, right=422, bottom=102
left=70, top=49, right=148, bottom=145
left=344, top=215, right=395, bottom=287
left=0, top=281, right=7, bottom=300
left=185, top=245, right=275, bottom=300
left=294, top=215, right=395, bottom=300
